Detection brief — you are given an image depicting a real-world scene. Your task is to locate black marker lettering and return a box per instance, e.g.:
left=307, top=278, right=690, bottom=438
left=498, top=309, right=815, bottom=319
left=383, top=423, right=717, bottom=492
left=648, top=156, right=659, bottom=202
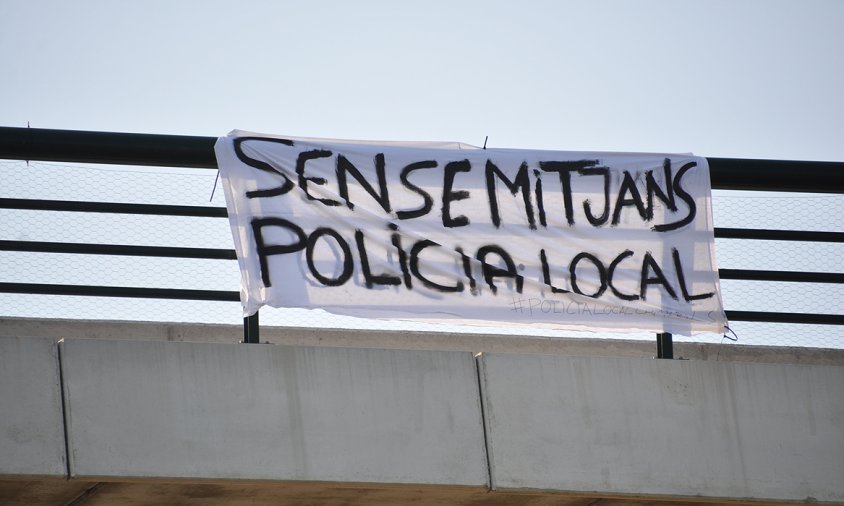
left=569, top=252, right=608, bottom=298
left=612, top=171, right=648, bottom=225
left=337, top=153, right=391, bottom=213
left=306, top=227, right=353, bottom=286
left=355, top=230, right=401, bottom=289
left=476, top=245, right=523, bottom=294
left=533, top=169, right=547, bottom=227
left=409, top=240, right=463, bottom=292
left=485, top=160, right=535, bottom=229
left=539, top=160, right=599, bottom=225
left=397, top=160, right=436, bottom=220
left=672, top=247, right=714, bottom=301
left=540, top=249, right=568, bottom=293
left=580, top=167, right=611, bottom=226
left=607, top=249, right=639, bottom=300
left=645, top=158, right=677, bottom=221
left=640, top=252, right=678, bottom=300
left=389, top=223, right=412, bottom=289
left=442, top=159, right=471, bottom=228
left=654, top=161, right=697, bottom=232
left=296, top=149, right=339, bottom=206
left=250, top=217, right=307, bottom=287
left=456, top=246, right=476, bottom=292
left=234, top=137, right=296, bottom=199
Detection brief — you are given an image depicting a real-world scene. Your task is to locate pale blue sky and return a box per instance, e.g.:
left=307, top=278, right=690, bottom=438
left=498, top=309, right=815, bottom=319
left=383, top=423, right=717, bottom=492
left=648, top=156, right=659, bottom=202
left=2, top=0, right=843, bottom=161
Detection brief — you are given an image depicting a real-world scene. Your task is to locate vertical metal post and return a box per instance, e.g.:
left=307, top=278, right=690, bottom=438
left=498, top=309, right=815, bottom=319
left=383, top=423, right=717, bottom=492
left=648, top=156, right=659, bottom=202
left=243, top=311, right=260, bottom=343
left=656, top=332, right=673, bottom=359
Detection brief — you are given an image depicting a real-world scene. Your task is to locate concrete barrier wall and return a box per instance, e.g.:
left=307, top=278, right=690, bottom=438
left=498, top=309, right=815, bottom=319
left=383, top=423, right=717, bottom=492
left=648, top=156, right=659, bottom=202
left=60, top=339, right=488, bottom=485
left=479, top=353, right=844, bottom=503
left=0, top=336, right=66, bottom=477
left=3, top=332, right=843, bottom=503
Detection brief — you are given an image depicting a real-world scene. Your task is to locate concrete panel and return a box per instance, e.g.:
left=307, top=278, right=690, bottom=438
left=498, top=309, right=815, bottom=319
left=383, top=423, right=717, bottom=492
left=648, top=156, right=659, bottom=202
left=61, top=339, right=487, bottom=485
left=480, top=354, right=844, bottom=503
left=0, top=336, right=66, bottom=476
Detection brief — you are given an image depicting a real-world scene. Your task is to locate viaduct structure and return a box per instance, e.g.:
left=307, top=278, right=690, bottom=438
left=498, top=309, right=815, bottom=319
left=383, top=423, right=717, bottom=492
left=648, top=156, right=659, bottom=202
left=1, top=128, right=842, bottom=504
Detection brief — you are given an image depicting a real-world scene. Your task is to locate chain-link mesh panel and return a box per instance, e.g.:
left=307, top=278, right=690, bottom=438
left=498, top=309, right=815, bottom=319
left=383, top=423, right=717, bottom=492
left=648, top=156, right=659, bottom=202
left=0, top=210, right=232, bottom=249
left=0, top=160, right=227, bottom=206
left=0, top=293, right=243, bottom=325
left=672, top=322, right=844, bottom=349
left=0, top=251, right=239, bottom=291
left=716, top=239, right=842, bottom=273
left=709, top=191, right=843, bottom=348
left=1, top=160, right=841, bottom=348
left=712, top=190, right=844, bottom=232
left=719, top=280, right=843, bottom=315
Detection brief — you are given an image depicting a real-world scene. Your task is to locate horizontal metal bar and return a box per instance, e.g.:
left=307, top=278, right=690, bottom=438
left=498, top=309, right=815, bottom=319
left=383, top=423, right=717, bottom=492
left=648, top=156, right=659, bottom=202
left=2, top=282, right=840, bottom=325
left=0, top=240, right=236, bottom=260
left=3, top=239, right=841, bottom=283
left=0, top=126, right=217, bottom=168
left=2, top=199, right=841, bottom=244
left=0, top=198, right=227, bottom=217
left=0, top=282, right=839, bottom=325
left=1, top=127, right=843, bottom=192
left=715, top=228, right=844, bottom=243
left=0, top=282, right=239, bottom=302
left=708, top=157, right=844, bottom=193
left=725, top=310, right=844, bottom=326
left=1, top=227, right=841, bottom=284
left=719, top=269, right=844, bottom=284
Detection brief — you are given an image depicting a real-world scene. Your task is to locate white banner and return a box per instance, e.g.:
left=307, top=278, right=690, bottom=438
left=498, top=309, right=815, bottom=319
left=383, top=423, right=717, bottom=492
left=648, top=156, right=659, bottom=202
left=215, top=131, right=727, bottom=335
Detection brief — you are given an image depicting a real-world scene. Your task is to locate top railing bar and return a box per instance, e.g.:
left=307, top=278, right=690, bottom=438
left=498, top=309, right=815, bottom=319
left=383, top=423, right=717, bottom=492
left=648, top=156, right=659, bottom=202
left=0, top=126, right=218, bottom=169
left=1, top=127, right=844, bottom=193
left=2, top=198, right=842, bottom=243
left=708, top=157, right=844, bottom=193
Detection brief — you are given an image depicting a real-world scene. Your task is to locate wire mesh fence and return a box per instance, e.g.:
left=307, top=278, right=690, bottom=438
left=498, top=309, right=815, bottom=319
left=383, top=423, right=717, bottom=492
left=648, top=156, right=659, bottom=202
left=1, top=159, right=842, bottom=348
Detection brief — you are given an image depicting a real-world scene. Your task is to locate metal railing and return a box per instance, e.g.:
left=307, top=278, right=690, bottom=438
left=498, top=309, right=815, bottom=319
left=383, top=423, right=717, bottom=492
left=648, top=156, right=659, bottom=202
left=1, top=127, right=843, bottom=351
